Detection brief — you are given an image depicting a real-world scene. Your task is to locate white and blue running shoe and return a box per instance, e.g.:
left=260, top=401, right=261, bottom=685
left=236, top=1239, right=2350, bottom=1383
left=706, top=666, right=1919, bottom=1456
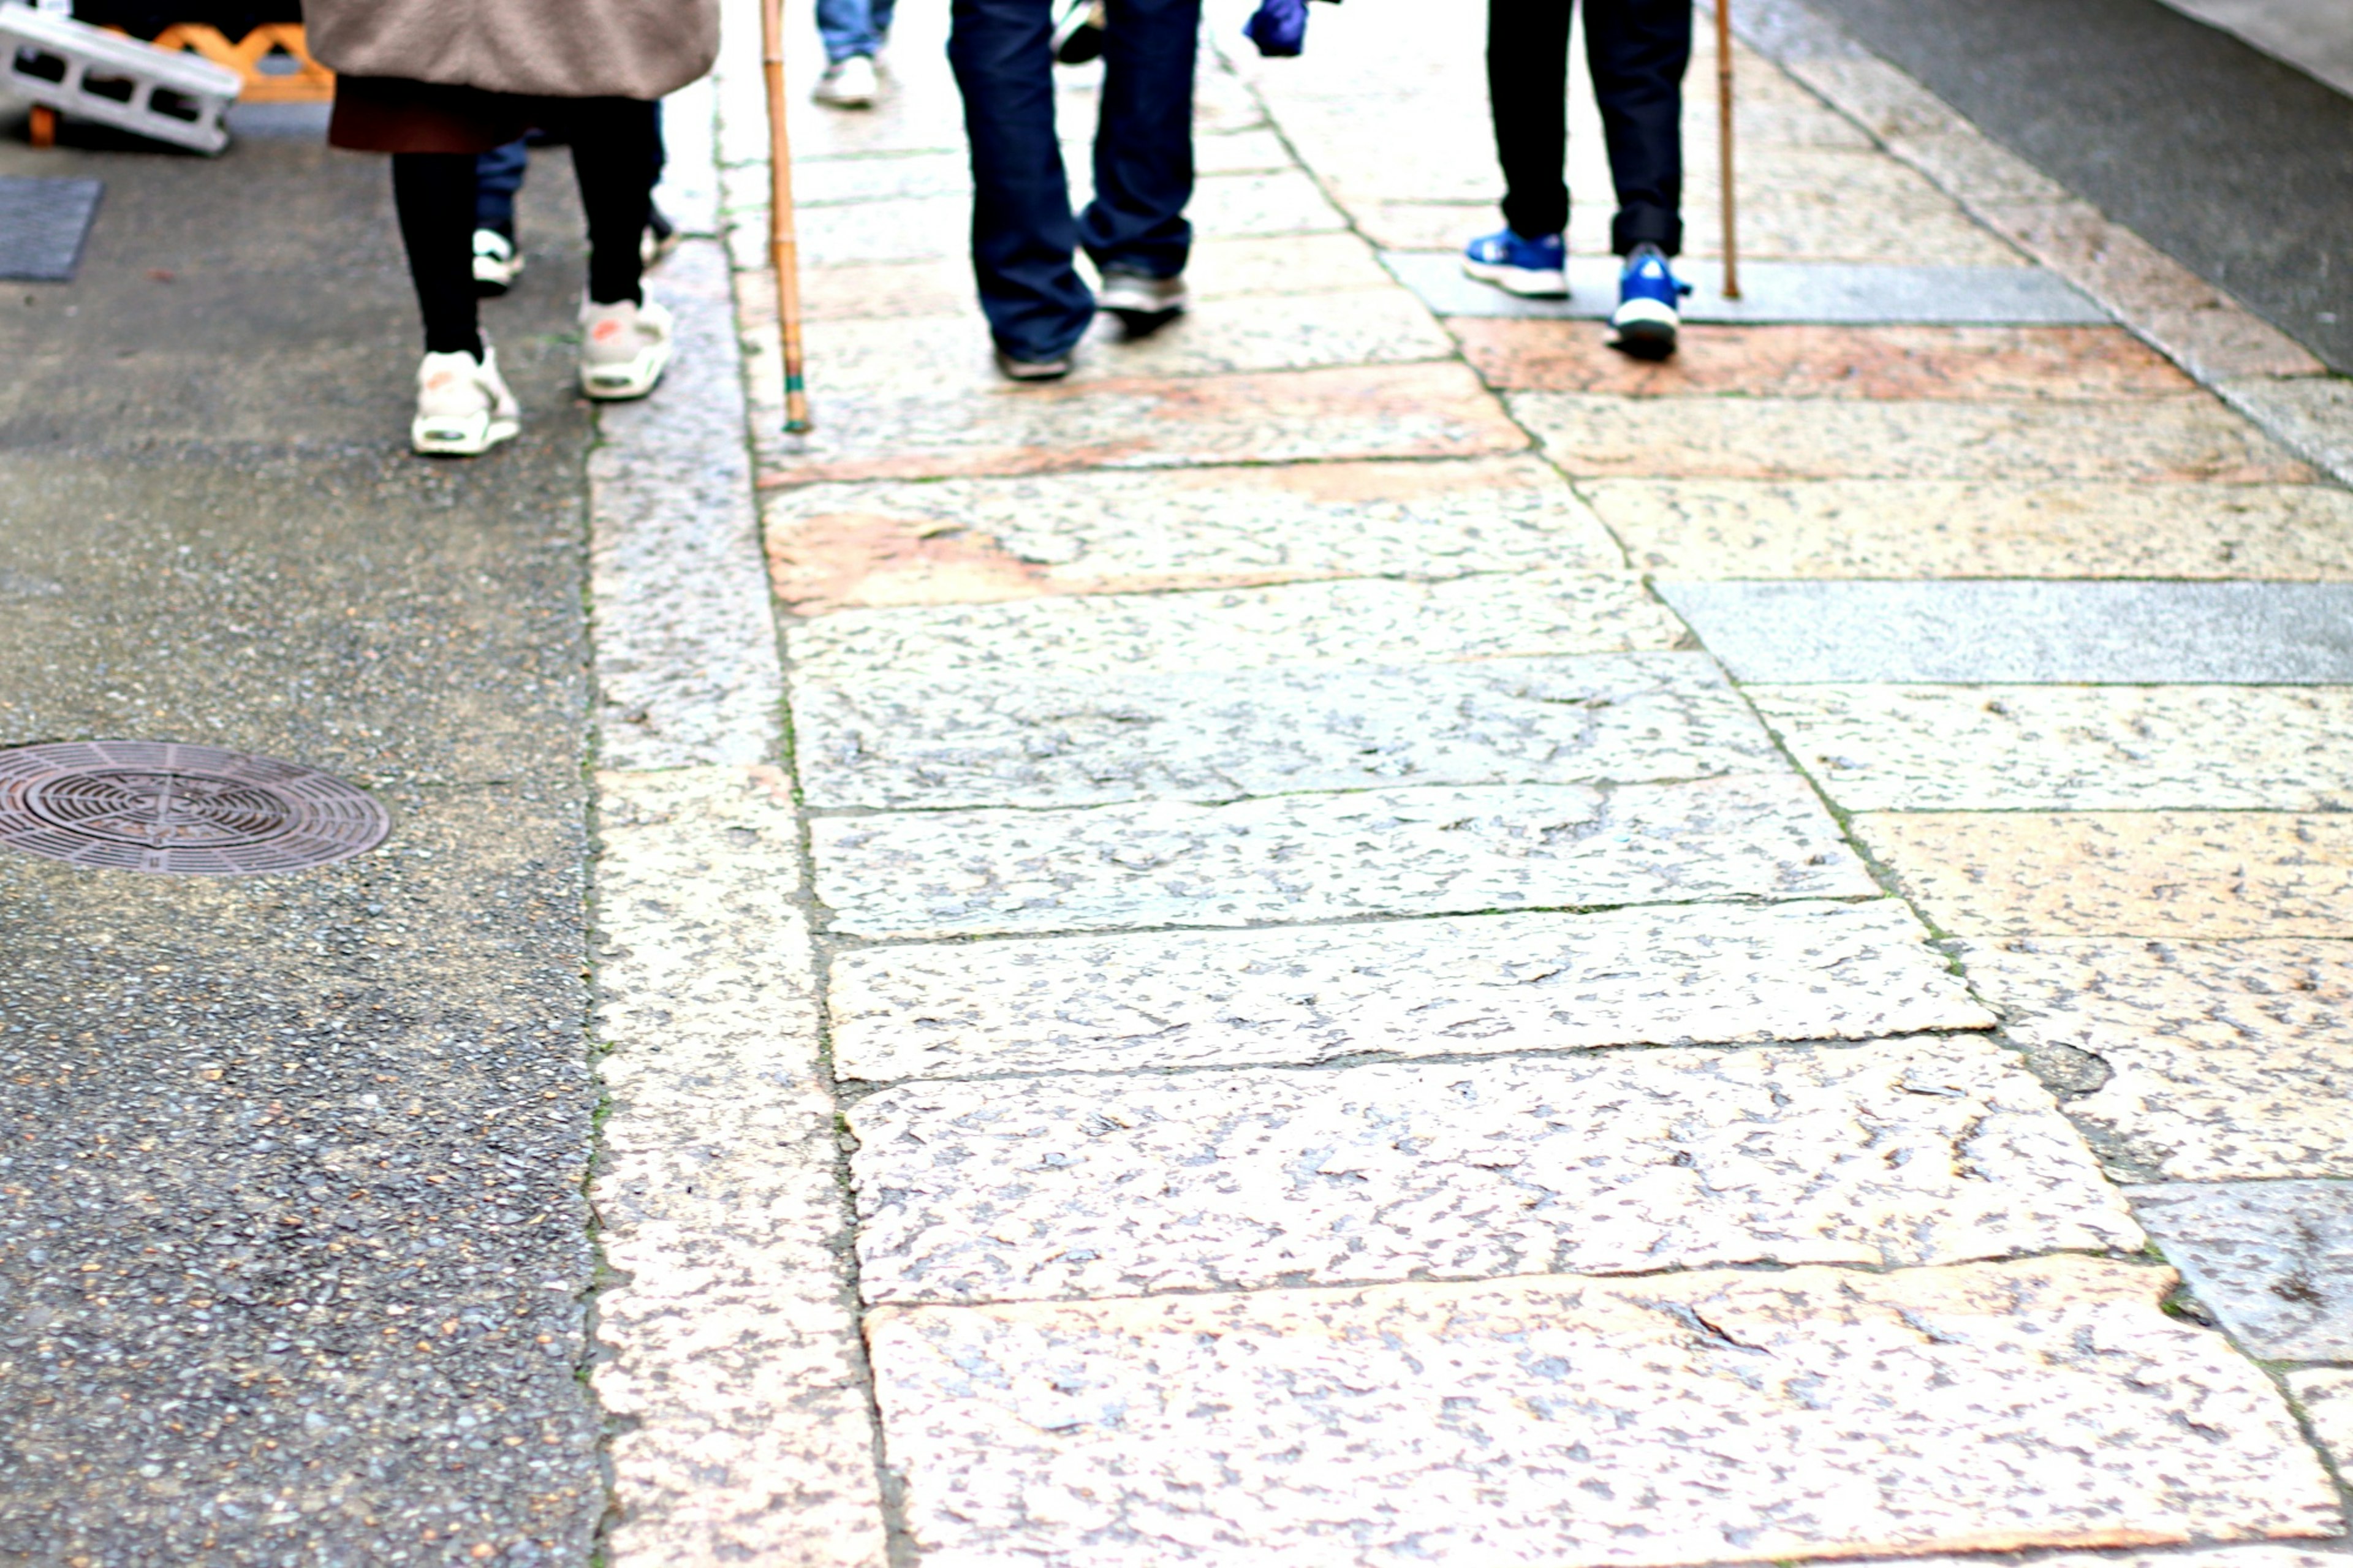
left=1610, top=242, right=1691, bottom=360
left=1462, top=227, right=1568, bottom=298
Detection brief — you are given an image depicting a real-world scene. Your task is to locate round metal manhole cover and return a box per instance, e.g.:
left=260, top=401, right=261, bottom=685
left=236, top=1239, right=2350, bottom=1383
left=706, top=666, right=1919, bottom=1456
left=0, top=741, right=390, bottom=876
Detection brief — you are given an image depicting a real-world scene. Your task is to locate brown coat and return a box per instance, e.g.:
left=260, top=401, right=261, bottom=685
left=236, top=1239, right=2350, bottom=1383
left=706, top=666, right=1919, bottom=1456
left=301, top=0, right=718, bottom=100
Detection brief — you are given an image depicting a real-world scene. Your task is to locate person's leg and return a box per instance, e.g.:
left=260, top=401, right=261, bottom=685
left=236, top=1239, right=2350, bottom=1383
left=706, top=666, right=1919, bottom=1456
left=556, top=98, right=663, bottom=305
left=1077, top=0, right=1198, bottom=279
left=1582, top=0, right=1689, bottom=254
left=817, top=0, right=881, bottom=62
left=949, top=0, right=1093, bottom=358
left=1490, top=0, right=1573, bottom=238
left=392, top=152, right=483, bottom=356
left=474, top=139, right=529, bottom=237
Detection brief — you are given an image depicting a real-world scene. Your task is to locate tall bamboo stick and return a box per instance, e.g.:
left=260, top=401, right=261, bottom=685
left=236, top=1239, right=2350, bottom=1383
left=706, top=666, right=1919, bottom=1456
left=762, top=0, right=813, bottom=433
left=1715, top=0, right=1740, bottom=299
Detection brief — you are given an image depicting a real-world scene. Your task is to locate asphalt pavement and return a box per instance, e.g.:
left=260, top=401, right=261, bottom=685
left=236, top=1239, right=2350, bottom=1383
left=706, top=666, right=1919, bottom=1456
left=1796, top=0, right=2353, bottom=373
left=0, top=106, right=606, bottom=1565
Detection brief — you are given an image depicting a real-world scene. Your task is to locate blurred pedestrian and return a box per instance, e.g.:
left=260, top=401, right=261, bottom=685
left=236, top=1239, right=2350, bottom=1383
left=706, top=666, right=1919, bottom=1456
left=471, top=127, right=681, bottom=297
left=301, top=0, right=715, bottom=454
left=814, top=0, right=893, bottom=107
left=951, top=0, right=1198, bottom=379
left=1463, top=0, right=1693, bottom=358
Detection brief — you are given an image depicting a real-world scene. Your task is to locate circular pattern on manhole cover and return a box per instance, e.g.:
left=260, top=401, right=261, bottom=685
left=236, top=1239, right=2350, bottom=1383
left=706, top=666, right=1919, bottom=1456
left=0, top=741, right=390, bottom=876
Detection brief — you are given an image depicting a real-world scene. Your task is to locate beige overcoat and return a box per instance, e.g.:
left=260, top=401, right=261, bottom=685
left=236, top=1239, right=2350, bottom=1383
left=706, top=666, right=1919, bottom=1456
left=301, top=0, right=718, bottom=99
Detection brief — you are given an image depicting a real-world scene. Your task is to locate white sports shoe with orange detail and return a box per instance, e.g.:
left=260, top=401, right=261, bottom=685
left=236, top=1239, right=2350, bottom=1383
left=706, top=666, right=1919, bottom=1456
left=411, top=346, right=520, bottom=456
left=578, top=296, right=675, bottom=401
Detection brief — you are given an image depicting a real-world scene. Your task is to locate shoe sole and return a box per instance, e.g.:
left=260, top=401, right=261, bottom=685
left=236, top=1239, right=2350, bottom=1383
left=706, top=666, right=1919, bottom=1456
left=581, top=342, right=674, bottom=401
left=1462, top=256, right=1568, bottom=298
left=412, top=412, right=520, bottom=457
left=1610, top=317, right=1678, bottom=360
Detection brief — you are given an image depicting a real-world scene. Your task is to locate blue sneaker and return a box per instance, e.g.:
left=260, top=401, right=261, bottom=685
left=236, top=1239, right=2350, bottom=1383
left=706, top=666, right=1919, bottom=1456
left=1462, top=228, right=1567, bottom=298
left=1610, top=243, right=1691, bottom=360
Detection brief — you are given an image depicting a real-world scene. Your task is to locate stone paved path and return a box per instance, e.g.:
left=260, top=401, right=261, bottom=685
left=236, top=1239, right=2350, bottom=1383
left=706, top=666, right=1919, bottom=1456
left=585, top=0, right=2353, bottom=1562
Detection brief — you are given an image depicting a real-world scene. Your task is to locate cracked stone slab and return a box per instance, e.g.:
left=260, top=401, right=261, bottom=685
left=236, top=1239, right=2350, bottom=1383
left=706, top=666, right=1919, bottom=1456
left=1857, top=812, right=2353, bottom=939
left=813, top=776, right=1877, bottom=939
left=2129, top=1181, right=2353, bottom=1361
left=1659, top=581, right=2353, bottom=683
left=849, top=1036, right=2139, bottom=1304
left=786, top=570, right=1683, bottom=686
left=865, top=1255, right=2340, bottom=1567
left=794, top=653, right=1780, bottom=809
left=1584, top=479, right=2353, bottom=579
left=589, top=765, right=887, bottom=1568
left=830, top=898, right=1991, bottom=1081
left=1452, top=322, right=2184, bottom=397
left=1956, top=937, right=2353, bottom=1183
left=589, top=239, right=782, bottom=769
left=1512, top=392, right=2311, bottom=480
left=1401, top=258, right=2107, bottom=327
left=1752, top=685, right=2353, bottom=811
left=748, top=362, right=1527, bottom=486
left=763, top=458, right=1620, bottom=613
left=2286, top=1370, right=2353, bottom=1472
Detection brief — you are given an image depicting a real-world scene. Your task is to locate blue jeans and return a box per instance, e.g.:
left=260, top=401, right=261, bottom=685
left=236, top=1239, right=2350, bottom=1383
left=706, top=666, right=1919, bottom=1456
left=948, top=0, right=1199, bottom=358
left=474, top=139, right=531, bottom=237
left=818, top=0, right=897, bottom=62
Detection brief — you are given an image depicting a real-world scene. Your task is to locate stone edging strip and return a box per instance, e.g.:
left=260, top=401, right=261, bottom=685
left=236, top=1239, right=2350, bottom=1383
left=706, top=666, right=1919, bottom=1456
left=1725, top=0, right=2351, bottom=487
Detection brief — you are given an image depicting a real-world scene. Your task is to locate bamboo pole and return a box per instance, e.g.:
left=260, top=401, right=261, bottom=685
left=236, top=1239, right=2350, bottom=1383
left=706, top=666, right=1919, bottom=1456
left=1715, top=0, right=1740, bottom=299
left=762, top=0, right=813, bottom=433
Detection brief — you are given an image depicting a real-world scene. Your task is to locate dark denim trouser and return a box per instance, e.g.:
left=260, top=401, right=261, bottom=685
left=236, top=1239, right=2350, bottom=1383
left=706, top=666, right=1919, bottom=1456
left=949, top=0, right=1200, bottom=358
left=1489, top=0, right=1690, bottom=255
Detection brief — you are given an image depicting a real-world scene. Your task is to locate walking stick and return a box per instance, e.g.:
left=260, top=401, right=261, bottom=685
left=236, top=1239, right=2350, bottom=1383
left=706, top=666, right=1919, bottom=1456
left=761, top=0, right=814, bottom=433
left=1715, top=0, right=1740, bottom=299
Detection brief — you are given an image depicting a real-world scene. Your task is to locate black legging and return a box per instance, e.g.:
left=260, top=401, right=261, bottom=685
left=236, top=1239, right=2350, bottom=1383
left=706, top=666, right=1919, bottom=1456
left=392, top=97, right=664, bottom=358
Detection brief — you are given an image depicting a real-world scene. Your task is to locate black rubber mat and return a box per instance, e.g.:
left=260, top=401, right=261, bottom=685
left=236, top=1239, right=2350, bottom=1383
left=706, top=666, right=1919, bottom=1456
left=0, top=175, right=104, bottom=282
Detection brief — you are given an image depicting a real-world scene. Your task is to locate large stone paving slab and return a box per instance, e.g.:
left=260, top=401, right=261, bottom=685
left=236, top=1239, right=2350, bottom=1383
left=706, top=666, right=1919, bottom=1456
left=849, top=1037, right=2139, bottom=1303
left=763, top=458, right=1620, bottom=613
left=1659, top=581, right=2353, bottom=683
left=1452, top=322, right=2189, bottom=398
left=751, top=362, right=1528, bottom=485
left=2285, top=1371, right=2353, bottom=1473
left=795, top=654, right=1779, bottom=809
left=1512, top=393, right=2311, bottom=480
left=830, top=898, right=1992, bottom=1080
left=813, top=777, right=1877, bottom=938
left=865, top=1256, right=2340, bottom=1567
left=1588, top=479, right=2353, bottom=579
left=1752, top=685, right=2353, bottom=810
left=1957, top=937, right=2353, bottom=1181
left=786, top=570, right=1681, bottom=684
left=1857, top=813, right=2353, bottom=938
left=2129, top=1182, right=2353, bottom=1361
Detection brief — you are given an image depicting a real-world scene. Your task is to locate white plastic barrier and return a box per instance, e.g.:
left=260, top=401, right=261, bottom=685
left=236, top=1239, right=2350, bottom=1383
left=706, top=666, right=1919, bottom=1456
left=1, top=3, right=242, bottom=154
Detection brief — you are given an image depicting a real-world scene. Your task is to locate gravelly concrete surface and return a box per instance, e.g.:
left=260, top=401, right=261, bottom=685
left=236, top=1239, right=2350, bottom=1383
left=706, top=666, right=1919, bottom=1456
left=0, top=120, right=603, bottom=1565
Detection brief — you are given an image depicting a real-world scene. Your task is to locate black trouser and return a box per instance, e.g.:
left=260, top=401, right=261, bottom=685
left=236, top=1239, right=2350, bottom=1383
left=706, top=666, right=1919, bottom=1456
left=392, top=97, right=664, bottom=358
left=1488, top=0, right=1689, bottom=255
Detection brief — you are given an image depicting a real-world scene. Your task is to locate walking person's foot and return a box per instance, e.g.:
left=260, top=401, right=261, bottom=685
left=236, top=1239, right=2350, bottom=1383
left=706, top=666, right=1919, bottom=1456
left=993, top=344, right=1074, bottom=381
left=640, top=205, right=681, bottom=273
left=1051, top=0, right=1107, bottom=62
left=1609, top=241, right=1689, bottom=360
left=1099, top=270, right=1188, bottom=335
left=473, top=229, right=523, bottom=297
left=580, top=297, right=676, bottom=400
left=1462, top=227, right=1567, bottom=298
left=412, top=345, right=521, bottom=456
left=814, top=54, right=879, bottom=107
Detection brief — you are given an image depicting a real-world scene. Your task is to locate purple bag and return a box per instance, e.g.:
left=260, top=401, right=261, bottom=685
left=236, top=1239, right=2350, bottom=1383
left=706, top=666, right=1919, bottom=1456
left=1243, top=0, right=1308, bottom=56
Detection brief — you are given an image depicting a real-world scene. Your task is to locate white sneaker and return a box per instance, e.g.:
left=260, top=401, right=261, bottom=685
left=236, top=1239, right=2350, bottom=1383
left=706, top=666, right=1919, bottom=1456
left=579, top=296, right=675, bottom=401
left=472, top=229, right=522, bottom=296
left=814, top=54, right=878, bottom=107
left=412, top=346, right=521, bottom=456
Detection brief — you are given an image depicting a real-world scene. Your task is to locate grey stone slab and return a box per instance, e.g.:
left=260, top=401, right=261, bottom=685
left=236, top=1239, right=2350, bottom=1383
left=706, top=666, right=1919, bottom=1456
left=0, top=175, right=101, bottom=281
left=788, top=570, right=1683, bottom=685
left=1658, top=580, right=2353, bottom=683
left=830, top=897, right=1992, bottom=1080
left=811, top=776, right=1877, bottom=939
left=850, top=1036, right=2139, bottom=1304
left=2129, top=1180, right=2353, bottom=1359
left=1385, top=250, right=2110, bottom=325
left=2221, top=376, right=2353, bottom=488
left=794, top=653, right=1782, bottom=809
